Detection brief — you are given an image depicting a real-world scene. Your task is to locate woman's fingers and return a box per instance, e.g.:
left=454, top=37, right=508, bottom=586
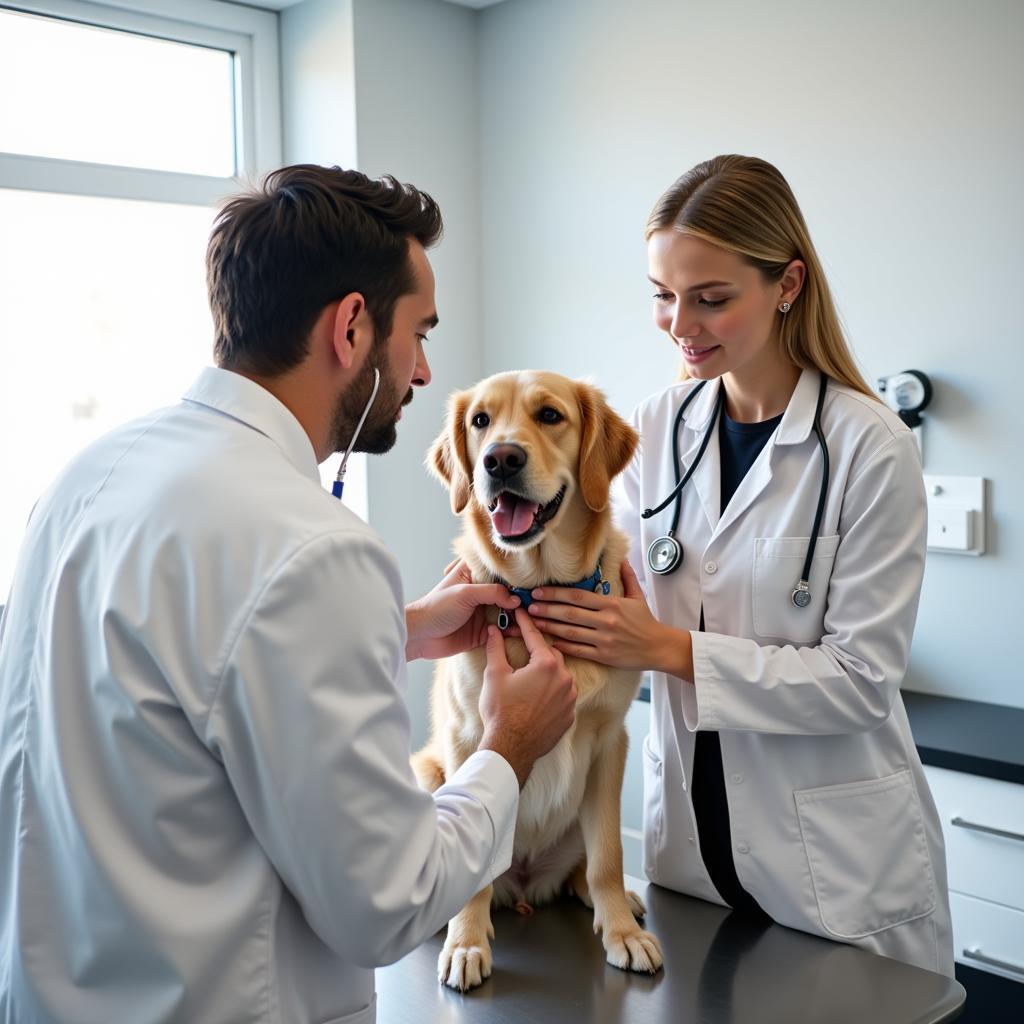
left=620, top=559, right=645, bottom=599
left=529, top=585, right=606, bottom=611
left=526, top=616, right=598, bottom=645
left=500, top=620, right=565, bottom=640
left=527, top=601, right=602, bottom=626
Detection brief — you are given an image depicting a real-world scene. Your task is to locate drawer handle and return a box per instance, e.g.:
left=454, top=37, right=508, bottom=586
left=963, top=947, right=1024, bottom=980
left=950, top=816, right=1024, bottom=843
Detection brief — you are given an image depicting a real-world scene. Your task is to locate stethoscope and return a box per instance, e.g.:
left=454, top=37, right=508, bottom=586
left=642, top=372, right=831, bottom=609
left=332, top=367, right=381, bottom=500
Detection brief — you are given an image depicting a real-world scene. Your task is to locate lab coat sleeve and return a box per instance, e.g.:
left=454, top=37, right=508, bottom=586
left=686, top=431, right=927, bottom=735
left=204, top=530, right=519, bottom=967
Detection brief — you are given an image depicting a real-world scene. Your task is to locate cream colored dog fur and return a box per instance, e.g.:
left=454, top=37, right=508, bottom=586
left=413, top=370, right=663, bottom=991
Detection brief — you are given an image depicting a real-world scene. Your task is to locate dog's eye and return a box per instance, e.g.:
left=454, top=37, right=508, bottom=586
left=471, top=411, right=490, bottom=429
left=538, top=407, right=563, bottom=425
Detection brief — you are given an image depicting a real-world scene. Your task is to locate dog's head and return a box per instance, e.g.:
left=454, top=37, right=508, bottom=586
left=428, top=370, right=638, bottom=552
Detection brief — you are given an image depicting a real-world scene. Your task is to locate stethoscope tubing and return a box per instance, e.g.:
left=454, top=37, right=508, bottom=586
left=332, top=367, right=381, bottom=500
left=641, top=381, right=721, bottom=533
left=643, top=372, right=830, bottom=607
left=799, top=375, right=831, bottom=586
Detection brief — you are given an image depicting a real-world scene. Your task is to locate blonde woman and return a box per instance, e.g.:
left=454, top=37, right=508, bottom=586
left=521, top=155, right=954, bottom=975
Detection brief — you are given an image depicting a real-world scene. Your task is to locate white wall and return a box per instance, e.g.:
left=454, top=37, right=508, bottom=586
left=279, top=0, right=356, bottom=167
left=281, top=0, right=484, bottom=746
left=478, top=0, right=1024, bottom=709
left=280, top=0, right=1023, bottom=722
left=280, top=0, right=376, bottom=519
left=353, top=0, right=483, bottom=747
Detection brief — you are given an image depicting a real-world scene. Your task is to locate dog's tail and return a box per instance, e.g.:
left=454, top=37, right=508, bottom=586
left=411, top=746, right=447, bottom=793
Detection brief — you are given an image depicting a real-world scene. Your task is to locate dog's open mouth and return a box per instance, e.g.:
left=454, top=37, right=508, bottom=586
left=487, top=485, right=566, bottom=542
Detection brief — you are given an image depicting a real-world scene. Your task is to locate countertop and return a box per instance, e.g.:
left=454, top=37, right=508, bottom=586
left=900, top=690, right=1024, bottom=786
left=375, top=878, right=965, bottom=1023
left=636, top=685, right=1024, bottom=785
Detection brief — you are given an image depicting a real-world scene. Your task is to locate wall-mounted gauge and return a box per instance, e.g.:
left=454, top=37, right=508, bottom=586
left=877, top=370, right=933, bottom=429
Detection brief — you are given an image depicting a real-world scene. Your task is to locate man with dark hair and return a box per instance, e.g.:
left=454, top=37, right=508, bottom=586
left=0, top=165, right=576, bottom=1023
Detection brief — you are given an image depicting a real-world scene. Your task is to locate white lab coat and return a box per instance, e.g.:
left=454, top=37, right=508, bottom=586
left=619, top=368, right=954, bottom=976
left=0, top=367, right=519, bottom=1023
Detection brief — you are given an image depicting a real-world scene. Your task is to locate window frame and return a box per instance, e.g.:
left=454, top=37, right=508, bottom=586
left=0, top=0, right=282, bottom=204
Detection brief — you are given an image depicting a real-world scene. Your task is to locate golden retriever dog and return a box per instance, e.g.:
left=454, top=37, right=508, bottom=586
left=413, top=370, right=663, bottom=991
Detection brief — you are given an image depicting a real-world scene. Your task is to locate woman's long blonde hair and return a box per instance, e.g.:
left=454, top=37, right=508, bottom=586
left=646, top=155, right=874, bottom=397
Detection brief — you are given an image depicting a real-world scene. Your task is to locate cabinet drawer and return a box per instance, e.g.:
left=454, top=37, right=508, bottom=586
left=950, top=891, right=1024, bottom=984
left=923, top=765, right=1024, bottom=910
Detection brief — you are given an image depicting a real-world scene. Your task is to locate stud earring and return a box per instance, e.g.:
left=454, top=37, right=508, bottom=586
left=779, top=302, right=791, bottom=313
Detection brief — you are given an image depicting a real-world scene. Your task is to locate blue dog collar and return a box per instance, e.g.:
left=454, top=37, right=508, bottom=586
left=497, top=564, right=611, bottom=630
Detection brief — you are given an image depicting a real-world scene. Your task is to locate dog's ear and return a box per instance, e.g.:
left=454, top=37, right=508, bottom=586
left=576, top=382, right=639, bottom=512
left=427, top=390, right=474, bottom=514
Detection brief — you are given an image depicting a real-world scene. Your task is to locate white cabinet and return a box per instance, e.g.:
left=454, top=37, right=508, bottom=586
left=924, top=765, right=1024, bottom=983
left=949, top=892, right=1024, bottom=984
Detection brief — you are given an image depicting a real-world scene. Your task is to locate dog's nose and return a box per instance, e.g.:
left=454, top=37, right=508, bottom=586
left=483, top=443, right=527, bottom=481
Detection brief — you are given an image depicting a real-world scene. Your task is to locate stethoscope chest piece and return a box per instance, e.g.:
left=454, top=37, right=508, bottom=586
left=642, top=372, right=832, bottom=606
left=647, top=534, right=683, bottom=576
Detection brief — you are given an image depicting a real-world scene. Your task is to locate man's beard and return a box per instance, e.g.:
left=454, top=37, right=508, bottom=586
left=328, top=345, right=412, bottom=456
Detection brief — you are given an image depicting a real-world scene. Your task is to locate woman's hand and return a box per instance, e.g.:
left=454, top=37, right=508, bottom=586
left=523, top=560, right=694, bottom=680
left=405, top=559, right=520, bottom=662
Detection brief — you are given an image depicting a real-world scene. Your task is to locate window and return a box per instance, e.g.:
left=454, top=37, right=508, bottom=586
left=0, top=9, right=237, bottom=176
left=0, top=0, right=284, bottom=597
left=0, top=0, right=281, bottom=200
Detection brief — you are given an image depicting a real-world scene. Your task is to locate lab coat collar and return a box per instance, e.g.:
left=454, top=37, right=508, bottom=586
left=183, top=367, right=321, bottom=484
left=679, top=376, right=721, bottom=435
left=680, top=367, right=822, bottom=443
left=774, top=367, right=823, bottom=446
left=677, top=367, right=823, bottom=537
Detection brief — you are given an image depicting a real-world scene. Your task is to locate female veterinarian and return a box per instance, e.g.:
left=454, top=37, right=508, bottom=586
left=524, top=155, right=954, bottom=976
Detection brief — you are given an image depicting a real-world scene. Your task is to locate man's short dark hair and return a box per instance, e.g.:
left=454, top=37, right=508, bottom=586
left=206, top=165, right=443, bottom=377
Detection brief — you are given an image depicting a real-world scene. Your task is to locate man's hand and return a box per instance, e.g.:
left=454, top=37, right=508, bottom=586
left=405, top=559, right=521, bottom=661
left=478, top=609, right=577, bottom=788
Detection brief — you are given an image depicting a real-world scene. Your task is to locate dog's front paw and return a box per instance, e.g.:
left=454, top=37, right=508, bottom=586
left=603, top=925, right=663, bottom=974
left=438, top=939, right=493, bottom=991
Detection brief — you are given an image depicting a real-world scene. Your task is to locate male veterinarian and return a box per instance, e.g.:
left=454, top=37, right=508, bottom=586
left=0, top=165, right=576, bottom=1024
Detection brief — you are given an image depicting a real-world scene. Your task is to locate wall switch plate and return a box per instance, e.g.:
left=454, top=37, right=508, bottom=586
left=923, top=475, right=986, bottom=555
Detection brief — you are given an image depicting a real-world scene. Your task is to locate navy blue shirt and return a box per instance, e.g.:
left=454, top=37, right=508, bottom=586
left=691, top=407, right=782, bottom=918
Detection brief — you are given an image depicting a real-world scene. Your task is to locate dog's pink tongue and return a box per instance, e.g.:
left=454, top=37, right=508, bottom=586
left=491, top=493, right=540, bottom=536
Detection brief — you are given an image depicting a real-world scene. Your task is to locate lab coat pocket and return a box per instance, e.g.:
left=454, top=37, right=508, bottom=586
left=795, top=770, right=936, bottom=939
left=641, top=735, right=664, bottom=874
left=752, top=534, right=840, bottom=644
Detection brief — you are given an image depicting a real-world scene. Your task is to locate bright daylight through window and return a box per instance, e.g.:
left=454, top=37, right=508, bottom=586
left=0, top=3, right=369, bottom=601
left=0, top=188, right=216, bottom=592
left=0, top=8, right=236, bottom=176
